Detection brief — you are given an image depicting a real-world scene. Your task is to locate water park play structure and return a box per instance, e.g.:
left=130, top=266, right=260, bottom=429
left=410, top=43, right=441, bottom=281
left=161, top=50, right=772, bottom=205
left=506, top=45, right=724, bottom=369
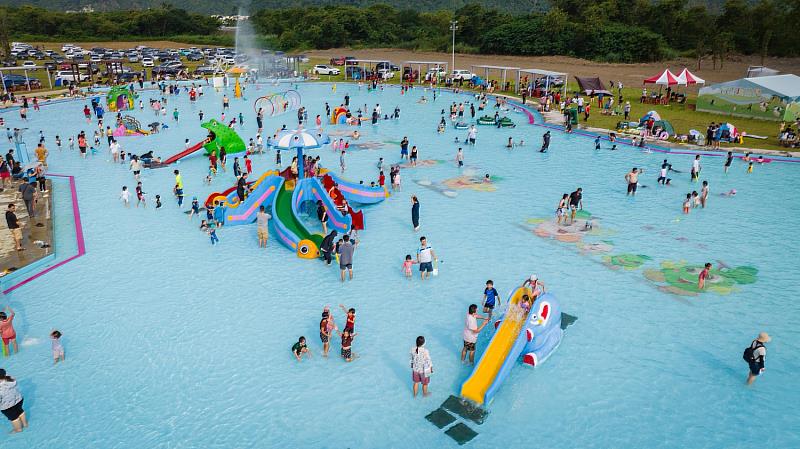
left=460, top=288, right=563, bottom=406
left=204, top=171, right=384, bottom=258
left=161, top=119, right=246, bottom=165
left=331, top=106, right=351, bottom=124
left=112, top=115, right=150, bottom=137
left=107, top=84, right=136, bottom=112
left=253, top=90, right=301, bottom=116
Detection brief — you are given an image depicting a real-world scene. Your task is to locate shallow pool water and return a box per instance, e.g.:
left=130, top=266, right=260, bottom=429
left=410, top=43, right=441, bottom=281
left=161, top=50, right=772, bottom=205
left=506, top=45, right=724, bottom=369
left=1, top=82, right=798, bottom=448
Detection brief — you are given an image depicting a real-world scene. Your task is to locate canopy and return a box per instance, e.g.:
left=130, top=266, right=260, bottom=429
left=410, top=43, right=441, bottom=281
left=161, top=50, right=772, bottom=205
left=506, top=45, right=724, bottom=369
left=643, top=69, right=684, bottom=86
left=676, top=68, right=704, bottom=85
left=575, top=76, right=612, bottom=96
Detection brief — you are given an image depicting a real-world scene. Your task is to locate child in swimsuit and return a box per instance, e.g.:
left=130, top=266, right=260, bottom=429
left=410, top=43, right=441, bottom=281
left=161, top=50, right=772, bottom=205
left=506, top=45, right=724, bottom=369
left=51, top=330, right=64, bottom=364
left=403, top=255, right=416, bottom=279
left=556, top=194, right=568, bottom=224
left=188, top=197, right=200, bottom=219
left=683, top=194, right=691, bottom=214
left=338, top=330, right=357, bottom=362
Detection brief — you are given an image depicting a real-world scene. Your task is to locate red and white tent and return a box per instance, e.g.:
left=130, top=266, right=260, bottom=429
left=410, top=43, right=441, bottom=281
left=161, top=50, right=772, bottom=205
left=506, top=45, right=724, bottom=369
left=676, top=68, right=705, bottom=85
left=643, top=69, right=685, bottom=86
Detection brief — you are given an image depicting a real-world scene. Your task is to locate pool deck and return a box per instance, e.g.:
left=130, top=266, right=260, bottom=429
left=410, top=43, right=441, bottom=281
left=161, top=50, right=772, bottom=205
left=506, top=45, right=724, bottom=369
left=0, top=178, right=54, bottom=276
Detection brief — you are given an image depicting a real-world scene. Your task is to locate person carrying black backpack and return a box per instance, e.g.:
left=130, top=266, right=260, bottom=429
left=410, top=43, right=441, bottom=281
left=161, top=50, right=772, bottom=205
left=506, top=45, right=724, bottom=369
left=743, top=332, right=771, bottom=385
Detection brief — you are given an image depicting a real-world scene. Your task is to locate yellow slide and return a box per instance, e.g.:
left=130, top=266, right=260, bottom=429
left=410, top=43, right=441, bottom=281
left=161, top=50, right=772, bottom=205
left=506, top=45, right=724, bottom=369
left=460, top=286, right=531, bottom=405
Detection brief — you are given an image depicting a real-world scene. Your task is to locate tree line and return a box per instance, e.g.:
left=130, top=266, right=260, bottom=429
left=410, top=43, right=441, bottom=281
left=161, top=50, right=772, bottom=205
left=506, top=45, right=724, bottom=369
left=0, top=5, right=220, bottom=47
left=0, top=1, right=796, bottom=64
left=252, top=0, right=796, bottom=63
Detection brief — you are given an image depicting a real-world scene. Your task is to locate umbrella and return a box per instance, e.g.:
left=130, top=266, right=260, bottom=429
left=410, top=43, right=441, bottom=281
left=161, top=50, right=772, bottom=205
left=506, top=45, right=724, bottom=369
left=272, top=128, right=329, bottom=150
left=643, top=69, right=685, bottom=86
left=272, top=128, right=330, bottom=179
left=676, top=68, right=705, bottom=85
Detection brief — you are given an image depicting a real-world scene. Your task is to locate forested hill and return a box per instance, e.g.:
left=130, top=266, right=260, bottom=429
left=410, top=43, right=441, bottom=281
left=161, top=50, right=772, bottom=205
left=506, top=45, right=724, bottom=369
left=0, top=0, right=551, bottom=15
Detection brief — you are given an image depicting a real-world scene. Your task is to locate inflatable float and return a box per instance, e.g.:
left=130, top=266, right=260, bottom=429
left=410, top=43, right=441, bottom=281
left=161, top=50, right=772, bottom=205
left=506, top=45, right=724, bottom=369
left=460, top=288, right=563, bottom=406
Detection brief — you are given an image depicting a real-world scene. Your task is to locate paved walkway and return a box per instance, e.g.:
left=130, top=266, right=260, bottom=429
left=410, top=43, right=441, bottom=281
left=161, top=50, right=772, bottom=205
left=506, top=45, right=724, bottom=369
left=0, top=179, right=53, bottom=275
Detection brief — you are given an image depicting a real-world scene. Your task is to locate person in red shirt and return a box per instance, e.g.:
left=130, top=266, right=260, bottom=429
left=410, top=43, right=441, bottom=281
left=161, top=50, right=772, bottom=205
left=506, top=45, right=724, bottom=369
left=339, top=304, right=355, bottom=333
left=698, top=262, right=712, bottom=289
left=0, top=306, right=18, bottom=355
left=378, top=171, right=385, bottom=187
left=244, top=155, right=252, bottom=174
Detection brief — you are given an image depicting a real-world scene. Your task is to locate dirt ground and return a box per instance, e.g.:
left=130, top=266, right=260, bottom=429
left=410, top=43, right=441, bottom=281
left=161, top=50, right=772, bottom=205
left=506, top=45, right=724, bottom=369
left=306, top=48, right=800, bottom=85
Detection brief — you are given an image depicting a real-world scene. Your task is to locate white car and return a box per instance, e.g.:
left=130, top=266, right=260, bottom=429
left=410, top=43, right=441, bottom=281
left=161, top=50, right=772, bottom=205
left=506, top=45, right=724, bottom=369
left=313, top=64, right=340, bottom=75
left=426, top=66, right=447, bottom=78
left=21, top=61, right=37, bottom=69
left=141, top=57, right=154, bottom=67
left=377, top=68, right=395, bottom=79
left=54, top=70, right=89, bottom=82
left=451, top=70, right=474, bottom=81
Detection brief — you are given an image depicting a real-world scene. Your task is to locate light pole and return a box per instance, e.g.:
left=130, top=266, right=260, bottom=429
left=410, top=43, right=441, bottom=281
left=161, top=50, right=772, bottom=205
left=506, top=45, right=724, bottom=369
left=449, top=20, right=458, bottom=73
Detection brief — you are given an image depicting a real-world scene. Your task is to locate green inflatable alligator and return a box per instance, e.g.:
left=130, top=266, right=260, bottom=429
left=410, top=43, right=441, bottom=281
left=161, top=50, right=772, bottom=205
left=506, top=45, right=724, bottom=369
left=201, top=119, right=246, bottom=156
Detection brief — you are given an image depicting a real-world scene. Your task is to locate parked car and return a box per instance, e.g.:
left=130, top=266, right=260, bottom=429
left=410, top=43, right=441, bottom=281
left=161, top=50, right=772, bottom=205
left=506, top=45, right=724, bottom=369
left=297, top=54, right=309, bottom=62
left=186, top=52, right=204, bottom=62
left=313, top=64, right=340, bottom=75
left=376, top=62, right=400, bottom=72
left=114, top=72, right=139, bottom=82
left=451, top=69, right=475, bottom=81
left=344, top=56, right=358, bottom=65
left=329, top=56, right=346, bottom=66
left=534, top=75, right=565, bottom=88
left=21, top=60, right=37, bottom=69
left=193, top=66, right=219, bottom=76
left=377, top=68, right=395, bottom=79
left=44, top=62, right=57, bottom=71
left=141, top=57, right=154, bottom=67
left=54, top=70, right=89, bottom=82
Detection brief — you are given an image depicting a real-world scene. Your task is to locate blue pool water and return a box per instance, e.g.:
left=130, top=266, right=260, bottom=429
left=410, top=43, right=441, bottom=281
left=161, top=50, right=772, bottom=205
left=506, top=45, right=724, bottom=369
left=1, top=82, right=798, bottom=448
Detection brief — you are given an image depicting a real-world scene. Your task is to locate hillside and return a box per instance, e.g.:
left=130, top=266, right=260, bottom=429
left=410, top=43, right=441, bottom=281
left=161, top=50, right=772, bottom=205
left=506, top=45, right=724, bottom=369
left=0, top=0, right=549, bottom=15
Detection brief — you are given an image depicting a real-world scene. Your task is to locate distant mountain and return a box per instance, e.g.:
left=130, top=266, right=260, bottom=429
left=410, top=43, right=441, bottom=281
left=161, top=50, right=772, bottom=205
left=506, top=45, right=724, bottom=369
left=0, top=0, right=549, bottom=15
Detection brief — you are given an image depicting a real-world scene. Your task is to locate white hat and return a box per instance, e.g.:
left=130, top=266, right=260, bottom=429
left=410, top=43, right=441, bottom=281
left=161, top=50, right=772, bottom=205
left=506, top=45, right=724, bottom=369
left=529, top=274, right=538, bottom=282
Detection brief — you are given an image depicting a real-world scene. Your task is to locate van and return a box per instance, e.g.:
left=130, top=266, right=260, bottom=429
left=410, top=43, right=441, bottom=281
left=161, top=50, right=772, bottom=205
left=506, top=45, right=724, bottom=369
left=55, top=71, right=89, bottom=82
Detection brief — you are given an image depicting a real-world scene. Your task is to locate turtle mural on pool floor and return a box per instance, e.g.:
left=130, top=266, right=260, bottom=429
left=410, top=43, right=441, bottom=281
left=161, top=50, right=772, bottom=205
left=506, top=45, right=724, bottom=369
left=644, top=261, right=758, bottom=296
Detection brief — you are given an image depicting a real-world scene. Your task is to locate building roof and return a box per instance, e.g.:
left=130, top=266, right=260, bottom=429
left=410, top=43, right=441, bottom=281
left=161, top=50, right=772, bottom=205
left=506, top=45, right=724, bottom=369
left=743, top=74, right=800, bottom=99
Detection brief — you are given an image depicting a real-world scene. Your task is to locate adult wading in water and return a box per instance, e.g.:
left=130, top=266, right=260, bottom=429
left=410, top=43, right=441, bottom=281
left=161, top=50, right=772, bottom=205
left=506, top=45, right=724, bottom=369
left=411, top=195, right=420, bottom=231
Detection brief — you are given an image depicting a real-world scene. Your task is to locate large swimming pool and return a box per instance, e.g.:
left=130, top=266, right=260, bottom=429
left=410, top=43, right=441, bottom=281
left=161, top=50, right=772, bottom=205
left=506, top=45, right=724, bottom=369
left=1, top=82, right=798, bottom=448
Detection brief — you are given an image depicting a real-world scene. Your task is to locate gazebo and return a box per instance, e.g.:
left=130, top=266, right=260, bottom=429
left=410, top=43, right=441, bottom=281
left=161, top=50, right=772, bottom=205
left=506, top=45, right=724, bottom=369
left=401, top=61, right=448, bottom=83
left=470, top=65, right=520, bottom=92
left=517, top=68, right=568, bottom=97
left=343, top=59, right=390, bottom=81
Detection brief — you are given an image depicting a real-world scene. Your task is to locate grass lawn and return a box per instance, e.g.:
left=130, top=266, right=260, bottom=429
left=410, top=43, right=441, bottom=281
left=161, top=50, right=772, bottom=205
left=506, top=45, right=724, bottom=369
left=569, top=85, right=789, bottom=152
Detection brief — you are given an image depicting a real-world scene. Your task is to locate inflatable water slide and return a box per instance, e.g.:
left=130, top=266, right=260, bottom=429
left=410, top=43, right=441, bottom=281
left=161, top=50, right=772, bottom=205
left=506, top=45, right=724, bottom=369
left=460, top=290, right=563, bottom=406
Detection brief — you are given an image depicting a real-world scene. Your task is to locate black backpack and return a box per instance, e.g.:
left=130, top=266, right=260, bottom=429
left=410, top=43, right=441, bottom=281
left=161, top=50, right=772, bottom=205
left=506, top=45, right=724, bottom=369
left=743, top=340, right=764, bottom=363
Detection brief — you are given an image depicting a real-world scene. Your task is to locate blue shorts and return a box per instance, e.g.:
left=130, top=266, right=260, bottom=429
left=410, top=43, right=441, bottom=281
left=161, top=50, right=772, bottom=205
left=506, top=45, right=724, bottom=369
left=401, top=148, right=408, bottom=155
left=419, top=262, right=433, bottom=272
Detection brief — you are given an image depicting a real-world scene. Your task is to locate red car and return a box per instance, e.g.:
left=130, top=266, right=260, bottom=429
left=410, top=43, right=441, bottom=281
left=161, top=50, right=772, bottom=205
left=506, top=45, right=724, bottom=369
left=329, top=57, right=346, bottom=66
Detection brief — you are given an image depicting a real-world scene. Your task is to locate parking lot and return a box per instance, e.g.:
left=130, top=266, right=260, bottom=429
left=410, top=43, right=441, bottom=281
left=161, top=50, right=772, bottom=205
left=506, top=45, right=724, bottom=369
left=1, top=41, right=303, bottom=93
